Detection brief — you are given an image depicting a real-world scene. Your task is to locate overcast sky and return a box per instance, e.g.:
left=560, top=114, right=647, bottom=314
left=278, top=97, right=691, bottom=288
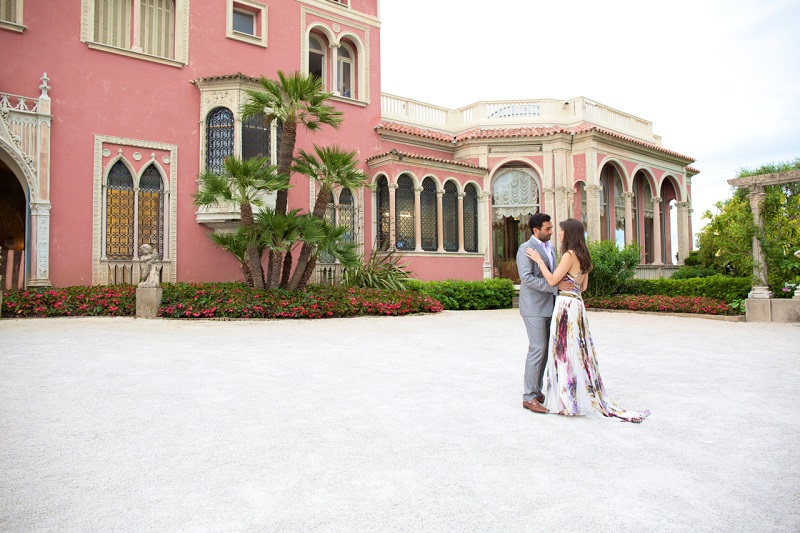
left=379, top=0, right=800, bottom=242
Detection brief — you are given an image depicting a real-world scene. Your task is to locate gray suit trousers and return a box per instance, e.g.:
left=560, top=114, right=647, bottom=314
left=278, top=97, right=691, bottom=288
left=522, top=315, right=551, bottom=401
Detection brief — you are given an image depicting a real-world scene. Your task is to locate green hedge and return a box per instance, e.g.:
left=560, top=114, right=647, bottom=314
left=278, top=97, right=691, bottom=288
left=406, top=278, right=514, bottom=310
left=621, top=274, right=751, bottom=303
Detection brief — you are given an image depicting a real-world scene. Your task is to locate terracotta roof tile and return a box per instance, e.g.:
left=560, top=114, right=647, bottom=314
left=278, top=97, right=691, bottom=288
left=687, top=166, right=701, bottom=174
left=192, top=72, right=260, bottom=84
left=366, top=149, right=486, bottom=171
left=375, top=122, right=455, bottom=143
left=570, top=122, right=695, bottom=161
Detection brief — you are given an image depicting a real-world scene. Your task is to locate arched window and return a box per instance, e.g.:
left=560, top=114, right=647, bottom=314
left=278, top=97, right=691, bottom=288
left=106, top=160, right=135, bottom=259
left=339, top=188, right=355, bottom=243
left=375, top=176, right=390, bottom=250
left=337, top=41, right=355, bottom=98
left=464, top=184, right=478, bottom=253
left=614, top=175, right=625, bottom=247
left=309, top=34, right=326, bottom=88
left=206, top=107, right=234, bottom=175
left=420, top=177, right=438, bottom=251
left=395, top=174, right=415, bottom=250
left=94, top=0, right=131, bottom=49
left=242, top=113, right=270, bottom=161
left=319, top=192, right=336, bottom=264
left=140, top=0, right=174, bottom=58
left=442, top=181, right=458, bottom=252
left=138, top=164, right=165, bottom=256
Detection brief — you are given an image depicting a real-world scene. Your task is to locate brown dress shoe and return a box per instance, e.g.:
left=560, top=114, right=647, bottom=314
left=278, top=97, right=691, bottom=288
left=522, top=399, right=548, bottom=414
left=535, top=394, right=545, bottom=404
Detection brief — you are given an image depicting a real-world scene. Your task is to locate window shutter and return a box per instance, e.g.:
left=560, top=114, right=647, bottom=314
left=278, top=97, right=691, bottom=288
left=0, top=0, right=15, bottom=23
left=140, top=0, right=175, bottom=58
left=94, top=0, right=131, bottom=48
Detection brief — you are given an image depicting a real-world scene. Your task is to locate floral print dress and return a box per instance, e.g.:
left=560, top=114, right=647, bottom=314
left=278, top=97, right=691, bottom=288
left=542, top=273, right=650, bottom=423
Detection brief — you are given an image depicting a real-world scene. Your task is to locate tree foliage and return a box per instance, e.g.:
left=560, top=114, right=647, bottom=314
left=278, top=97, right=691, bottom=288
left=696, top=171, right=800, bottom=296
left=583, top=241, right=641, bottom=297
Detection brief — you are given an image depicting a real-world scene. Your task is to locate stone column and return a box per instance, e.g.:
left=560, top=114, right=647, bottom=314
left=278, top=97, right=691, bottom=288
left=480, top=192, right=492, bottom=278
left=457, top=192, right=465, bottom=253
left=436, top=189, right=445, bottom=252
left=28, top=202, right=52, bottom=287
left=651, top=196, right=663, bottom=265
left=747, top=188, right=772, bottom=298
left=676, top=201, right=691, bottom=266
left=388, top=183, right=397, bottom=249
left=623, top=191, right=635, bottom=245
left=553, top=187, right=566, bottom=250
left=132, top=1, right=143, bottom=52
left=329, top=43, right=340, bottom=94
left=413, top=186, right=422, bottom=251
left=585, top=185, right=601, bottom=243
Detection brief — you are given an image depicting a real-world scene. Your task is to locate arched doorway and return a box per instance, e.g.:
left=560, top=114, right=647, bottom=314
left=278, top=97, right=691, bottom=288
left=491, top=168, right=540, bottom=282
left=0, top=158, right=27, bottom=289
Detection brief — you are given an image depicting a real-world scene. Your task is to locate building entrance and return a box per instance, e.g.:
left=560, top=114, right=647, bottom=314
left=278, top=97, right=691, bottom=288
left=0, top=159, right=27, bottom=289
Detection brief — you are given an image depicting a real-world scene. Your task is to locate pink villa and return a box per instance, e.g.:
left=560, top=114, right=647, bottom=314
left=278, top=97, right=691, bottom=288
left=0, top=0, right=698, bottom=290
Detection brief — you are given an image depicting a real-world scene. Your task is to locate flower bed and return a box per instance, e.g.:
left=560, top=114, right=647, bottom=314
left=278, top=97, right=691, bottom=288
left=158, top=283, right=443, bottom=318
left=584, top=294, right=742, bottom=315
left=1, top=283, right=443, bottom=319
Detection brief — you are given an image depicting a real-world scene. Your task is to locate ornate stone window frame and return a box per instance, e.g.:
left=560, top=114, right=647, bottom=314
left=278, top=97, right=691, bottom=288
left=193, top=74, right=281, bottom=232
left=80, top=0, right=190, bottom=67
left=301, top=6, right=371, bottom=105
left=0, top=0, right=25, bottom=32
left=227, top=0, right=268, bottom=48
left=92, top=135, right=178, bottom=285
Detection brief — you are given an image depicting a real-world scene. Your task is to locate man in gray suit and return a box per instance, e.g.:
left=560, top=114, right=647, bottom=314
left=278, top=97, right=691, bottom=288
left=517, top=212, right=571, bottom=414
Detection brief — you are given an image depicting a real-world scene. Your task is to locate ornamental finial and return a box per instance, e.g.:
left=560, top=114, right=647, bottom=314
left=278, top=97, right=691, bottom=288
left=39, top=73, right=50, bottom=99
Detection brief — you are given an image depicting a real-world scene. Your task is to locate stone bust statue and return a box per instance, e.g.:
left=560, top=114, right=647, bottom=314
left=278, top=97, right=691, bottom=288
left=138, top=244, right=162, bottom=288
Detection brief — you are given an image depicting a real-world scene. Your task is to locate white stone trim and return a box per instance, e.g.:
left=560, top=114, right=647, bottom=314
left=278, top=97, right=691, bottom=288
left=80, top=0, right=189, bottom=66
left=300, top=6, right=371, bottom=104
left=92, top=135, right=178, bottom=285
left=227, top=0, right=268, bottom=48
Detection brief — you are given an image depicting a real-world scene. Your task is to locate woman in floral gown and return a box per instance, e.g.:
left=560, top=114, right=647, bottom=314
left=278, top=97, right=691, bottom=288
left=526, top=218, right=649, bottom=423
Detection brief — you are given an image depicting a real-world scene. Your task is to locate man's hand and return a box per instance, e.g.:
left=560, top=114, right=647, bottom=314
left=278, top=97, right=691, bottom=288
left=557, top=277, right=576, bottom=291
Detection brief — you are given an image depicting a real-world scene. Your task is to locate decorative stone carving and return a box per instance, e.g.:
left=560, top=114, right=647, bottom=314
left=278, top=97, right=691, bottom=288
left=162, top=156, right=171, bottom=164
left=102, top=149, right=111, bottom=157
left=138, top=244, right=162, bottom=288
left=133, top=152, right=142, bottom=161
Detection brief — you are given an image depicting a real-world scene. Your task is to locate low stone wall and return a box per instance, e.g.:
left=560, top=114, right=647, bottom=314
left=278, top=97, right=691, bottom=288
left=746, top=298, right=800, bottom=323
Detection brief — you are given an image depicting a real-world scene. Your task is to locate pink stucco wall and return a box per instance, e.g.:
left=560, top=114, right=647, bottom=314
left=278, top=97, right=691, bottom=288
left=0, top=1, right=386, bottom=286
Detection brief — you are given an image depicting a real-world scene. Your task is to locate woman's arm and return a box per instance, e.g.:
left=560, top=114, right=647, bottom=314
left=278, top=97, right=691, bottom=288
left=526, top=249, right=575, bottom=287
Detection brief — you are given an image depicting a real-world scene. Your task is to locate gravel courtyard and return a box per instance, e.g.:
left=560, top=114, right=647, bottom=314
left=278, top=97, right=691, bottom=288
left=1, top=310, right=799, bottom=532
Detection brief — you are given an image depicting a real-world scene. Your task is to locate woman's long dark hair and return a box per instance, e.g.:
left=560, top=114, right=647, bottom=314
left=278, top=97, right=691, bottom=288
left=560, top=218, right=592, bottom=273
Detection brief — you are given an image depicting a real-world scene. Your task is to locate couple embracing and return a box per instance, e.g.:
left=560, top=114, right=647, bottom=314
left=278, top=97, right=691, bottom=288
left=517, top=213, right=649, bottom=423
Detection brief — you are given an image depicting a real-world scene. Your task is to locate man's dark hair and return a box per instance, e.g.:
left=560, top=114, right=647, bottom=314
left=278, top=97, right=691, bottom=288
left=529, top=212, right=551, bottom=232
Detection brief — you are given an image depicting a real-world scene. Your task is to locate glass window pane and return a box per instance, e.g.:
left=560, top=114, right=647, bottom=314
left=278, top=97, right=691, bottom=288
left=206, top=107, right=234, bottom=175
left=376, top=177, right=389, bottom=250
left=420, top=178, right=437, bottom=251
left=464, top=184, right=478, bottom=253
left=106, top=161, right=134, bottom=260
left=232, top=10, right=254, bottom=34
left=443, top=181, right=458, bottom=252
left=395, top=175, right=415, bottom=250
left=242, top=114, right=270, bottom=161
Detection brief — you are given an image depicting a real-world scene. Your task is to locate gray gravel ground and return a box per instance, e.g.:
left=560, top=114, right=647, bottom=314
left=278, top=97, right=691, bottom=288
left=1, top=310, right=799, bottom=532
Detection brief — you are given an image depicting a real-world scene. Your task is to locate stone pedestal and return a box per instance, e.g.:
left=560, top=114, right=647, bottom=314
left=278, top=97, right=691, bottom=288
left=748, top=285, right=772, bottom=299
left=746, top=298, right=800, bottom=323
left=136, top=286, right=162, bottom=319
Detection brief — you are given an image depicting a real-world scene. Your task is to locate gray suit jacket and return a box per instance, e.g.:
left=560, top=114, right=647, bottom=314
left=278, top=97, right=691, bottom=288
left=516, top=237, right=558, bottom=317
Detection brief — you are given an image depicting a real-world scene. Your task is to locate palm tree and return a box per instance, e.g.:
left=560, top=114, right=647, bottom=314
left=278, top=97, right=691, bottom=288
left=287, top=145, right=368, bottom=290
left=252, top=209, right=323, bottom=289
left=208, top=227, right=265, bottom=287
left=194, top=156, right=288, bottom=290
left=241, top=71, right=343, bottom=289
left=296, top=220, right=360, bottom=289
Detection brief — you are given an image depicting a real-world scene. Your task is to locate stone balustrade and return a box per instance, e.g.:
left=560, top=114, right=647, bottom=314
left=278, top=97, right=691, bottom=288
left=380, top=93, right=658, bottom=143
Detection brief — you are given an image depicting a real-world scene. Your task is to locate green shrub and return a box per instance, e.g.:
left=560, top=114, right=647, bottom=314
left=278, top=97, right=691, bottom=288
left=584, top=241, right=642, bottom=297
left=621, top=274, right=751, bottom=303
left=342, top=250, right=412, bottom=291
left=670, top=265, right=721, bottom=279
left=406, top=278, right=514, bottom=310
